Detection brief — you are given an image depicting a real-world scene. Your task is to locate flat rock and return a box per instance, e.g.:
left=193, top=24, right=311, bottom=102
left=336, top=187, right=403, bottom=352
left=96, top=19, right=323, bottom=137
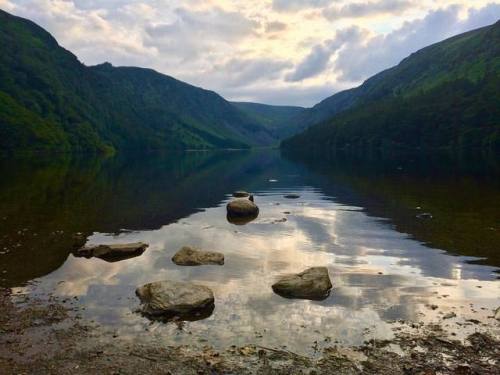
left=136, top=280, right=215, bottom=320
left=233, top=191, right=250, bottom=198
left=75, top=242, right=148, bottom=262
left=172, top=246, right=224, bottom=266
left=272, top=267, right=332, bottom=300
left=227, top=198, right=259, bottom=218
left=284, top=194, right=301, bottom=199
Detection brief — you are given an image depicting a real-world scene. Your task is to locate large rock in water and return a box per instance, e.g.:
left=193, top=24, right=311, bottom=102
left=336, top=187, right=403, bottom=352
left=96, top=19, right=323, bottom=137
left=172, top=246, right=224, bottom=266
left=227, top=197, right=259, bottom=219
left=74, top=243, right=148, bottom=262
left=136, top=280, right=215, bottom=321
left=272, top=267, right=332, bottom=300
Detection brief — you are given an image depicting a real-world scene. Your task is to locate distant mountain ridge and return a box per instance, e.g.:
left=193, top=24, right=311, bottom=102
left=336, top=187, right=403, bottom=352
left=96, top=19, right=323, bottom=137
left=0, top=9, right=275, bottom=153
left=231, top=102, right=305, bottom=140
left=282, top=21, right=500, bottom=153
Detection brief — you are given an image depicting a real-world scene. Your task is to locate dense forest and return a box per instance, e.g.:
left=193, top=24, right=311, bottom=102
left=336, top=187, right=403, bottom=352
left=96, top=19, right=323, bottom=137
left=282, top=21, right=500, bottom=155
left=0, top=10, right=282, bottom=154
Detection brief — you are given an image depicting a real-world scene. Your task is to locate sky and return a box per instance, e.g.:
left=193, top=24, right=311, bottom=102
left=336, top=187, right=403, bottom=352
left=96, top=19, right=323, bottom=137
left=1, top=1, right=499, bottom=107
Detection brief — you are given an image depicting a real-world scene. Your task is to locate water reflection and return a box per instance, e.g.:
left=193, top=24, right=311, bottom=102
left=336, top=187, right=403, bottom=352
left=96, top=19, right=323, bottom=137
left=1, top=150, right=499, bottom=353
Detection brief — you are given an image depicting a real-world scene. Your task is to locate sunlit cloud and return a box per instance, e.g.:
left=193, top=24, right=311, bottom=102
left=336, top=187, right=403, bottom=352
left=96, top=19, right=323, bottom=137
left=1, top=0, right=499, bottom=105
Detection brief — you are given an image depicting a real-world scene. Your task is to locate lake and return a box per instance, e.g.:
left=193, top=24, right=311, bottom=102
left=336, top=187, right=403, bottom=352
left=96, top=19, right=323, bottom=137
left=1, top=150, right=499, bottom=355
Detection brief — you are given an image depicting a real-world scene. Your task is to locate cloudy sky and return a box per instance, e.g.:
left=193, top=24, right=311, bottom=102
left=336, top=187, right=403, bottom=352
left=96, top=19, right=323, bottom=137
left=1, top=0, right=499, bottom=106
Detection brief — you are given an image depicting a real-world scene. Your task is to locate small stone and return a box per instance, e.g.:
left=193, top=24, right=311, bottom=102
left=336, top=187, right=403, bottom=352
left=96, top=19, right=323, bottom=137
left=75, top=243, right=148, bottom=262
left=172, top=246, right=224, bottom=266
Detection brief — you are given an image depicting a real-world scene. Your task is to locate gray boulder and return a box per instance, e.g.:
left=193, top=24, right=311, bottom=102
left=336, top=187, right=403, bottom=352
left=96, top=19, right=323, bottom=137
left=136, top=280, right=215, bottom=320
left=75, top=242, right=148, bottom=262
left=272, top=267, right=332, bottom=300
left=172, top=246, right=224, bottom=266
left=227, top=198, right=259, bottom=219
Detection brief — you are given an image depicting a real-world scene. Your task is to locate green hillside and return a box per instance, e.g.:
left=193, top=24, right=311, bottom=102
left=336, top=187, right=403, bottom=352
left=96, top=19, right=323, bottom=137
left=0, top=9, right=274, bottom=154
left=282, top=21, right=500, bottom=154
left=231, top=102, right=305, bottom=139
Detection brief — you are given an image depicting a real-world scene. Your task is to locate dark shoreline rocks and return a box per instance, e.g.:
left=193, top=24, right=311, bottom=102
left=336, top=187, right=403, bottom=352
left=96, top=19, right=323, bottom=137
left=272, top=267, right=332, bottom=300
left=136, top=280, right=215, bottom=321
left=284, top=193, right=301, bottom=199
left=172, top=246, right=224, bottom=266
left=74, top=243, right=148, bottom=262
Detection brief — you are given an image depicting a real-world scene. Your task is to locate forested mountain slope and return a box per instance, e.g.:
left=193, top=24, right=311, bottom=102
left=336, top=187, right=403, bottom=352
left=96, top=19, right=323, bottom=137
left=0, top=9, right=274, bottom=153
left=282, top=21, right=500, bottom=154
left=231, top=102, right=305, bottom=140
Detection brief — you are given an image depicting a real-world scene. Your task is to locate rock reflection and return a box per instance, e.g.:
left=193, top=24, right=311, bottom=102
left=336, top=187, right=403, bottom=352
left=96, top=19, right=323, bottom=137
left=141, top=304, right=215, bottom=323
left=226, top=212, right=258, bottom=226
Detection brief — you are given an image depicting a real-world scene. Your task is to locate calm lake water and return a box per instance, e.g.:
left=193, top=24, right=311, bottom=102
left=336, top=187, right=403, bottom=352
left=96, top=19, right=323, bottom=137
left=1, top=150, right=499, bottom=354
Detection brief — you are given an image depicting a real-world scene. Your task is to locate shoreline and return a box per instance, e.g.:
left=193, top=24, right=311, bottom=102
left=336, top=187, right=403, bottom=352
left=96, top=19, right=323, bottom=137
left=1, top=287, right=499, bottom=374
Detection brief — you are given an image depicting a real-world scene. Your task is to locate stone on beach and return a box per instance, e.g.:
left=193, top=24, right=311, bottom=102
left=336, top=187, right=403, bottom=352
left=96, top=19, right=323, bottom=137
left=172, top=246, right=224, bottom=266
left=272, top=267, right=332, bottom=300
left=136, top=280, right=215, bottom=320
left=75, top=242, right=148, bottom=262
left=284, top=194, right=300, bottom=199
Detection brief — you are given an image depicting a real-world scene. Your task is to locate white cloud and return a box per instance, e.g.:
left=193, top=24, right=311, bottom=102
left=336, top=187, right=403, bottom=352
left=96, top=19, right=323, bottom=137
left=334, top=3, right=500, bottom=82
left=289, top=3, right=500, bottom=84
left=323, top=0, right=415, bottom=20
left=272, top=0, right=332, bottom=12
left=285, top=44, right=332, bottom=82
left=286, top=27, right=366, bottom=82
left=1, top=0, right=499, bottom=106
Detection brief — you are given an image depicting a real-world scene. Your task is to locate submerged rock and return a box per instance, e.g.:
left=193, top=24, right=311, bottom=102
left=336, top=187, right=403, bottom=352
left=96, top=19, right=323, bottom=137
left=75, top=243, right=148, bottom=262
left=172, top=246, right=224, bottom=266
left=416, top=213, right=433, bottom=219
left=284, top=194, right=301, bottom=199
left=272, top=267, right=332, bottom=301
left=136, top=280, right=214, bottom=321
left=233, top=191, right=250, bottom=198
left=227, top=197, right=259, bottom=223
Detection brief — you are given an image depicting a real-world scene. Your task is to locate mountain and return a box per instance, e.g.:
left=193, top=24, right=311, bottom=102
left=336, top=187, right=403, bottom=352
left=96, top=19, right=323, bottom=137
left=0, top=9, right=274, bottom=154
left=283, top=21, right=500, bottom=154
left=231, top=102, right=305, bottom=140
